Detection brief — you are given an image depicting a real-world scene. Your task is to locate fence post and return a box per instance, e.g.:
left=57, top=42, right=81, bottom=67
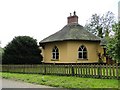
left=71, top=65, right=74, bottom=76
left=98, top=64, right=102, bottom=78
left=116, top=64, right=119, bottom=80
left=23, top=65, right=25, bottom=73
left=118, top=65, right=120, bottom=80
left=8, top=65, right=10, bottom=72
left=44, top=64, right=46, bottom=75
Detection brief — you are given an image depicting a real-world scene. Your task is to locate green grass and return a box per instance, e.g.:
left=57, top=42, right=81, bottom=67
left=1, top=72, right=119, bottom=88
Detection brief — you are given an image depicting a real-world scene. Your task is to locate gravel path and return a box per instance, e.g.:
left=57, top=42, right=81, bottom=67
left=2, top=78, right=56, bottom=88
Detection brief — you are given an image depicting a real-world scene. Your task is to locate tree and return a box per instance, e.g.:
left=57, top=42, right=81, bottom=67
left=2, top=36, right=42, bottom=64
left=106, top=22, right=120, bottom=62
left=85, top=11, right=115, bottom=38
left=0, top=47, right=4, bottom=64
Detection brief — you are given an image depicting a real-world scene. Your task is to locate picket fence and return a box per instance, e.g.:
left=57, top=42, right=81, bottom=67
left=1, top=64, right=120, bottom=79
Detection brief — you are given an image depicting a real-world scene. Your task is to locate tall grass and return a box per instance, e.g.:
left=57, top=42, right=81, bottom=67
left=1, top=72, right=119, bottom=88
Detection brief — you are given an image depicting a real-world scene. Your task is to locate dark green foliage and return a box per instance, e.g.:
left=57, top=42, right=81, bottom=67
left=115, top=22, right=120, bottom=62
left=2, top=36, right=42, bottom=64
left=107, top=22, right=120, bottom=62
left=0, top=47, right=4, bottom=64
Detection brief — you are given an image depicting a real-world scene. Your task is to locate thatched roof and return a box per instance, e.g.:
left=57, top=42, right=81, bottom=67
left=40, top=23, right=101, bottom=43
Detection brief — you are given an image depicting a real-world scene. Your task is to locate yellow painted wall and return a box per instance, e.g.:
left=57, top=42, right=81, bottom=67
left=42, top=41, right=68, bottom=63
left=41, top=40, right=105, bottom=64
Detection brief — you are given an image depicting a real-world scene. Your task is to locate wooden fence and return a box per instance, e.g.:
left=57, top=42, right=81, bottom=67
left=1, top=64, right=120, bottom=79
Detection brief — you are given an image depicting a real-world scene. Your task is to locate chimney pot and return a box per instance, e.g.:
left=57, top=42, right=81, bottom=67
left=73, top=11, right=76, bottom=15
left=67, top=11, right=78, bottom=24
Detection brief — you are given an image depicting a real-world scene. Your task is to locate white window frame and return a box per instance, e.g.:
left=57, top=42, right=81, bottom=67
left=52, top=46, right=59, bottom=60
left=78, top=45, right=87, bottom=59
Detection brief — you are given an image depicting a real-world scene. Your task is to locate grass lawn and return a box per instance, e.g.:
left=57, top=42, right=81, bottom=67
left=1, top=72, right=119, bottom=88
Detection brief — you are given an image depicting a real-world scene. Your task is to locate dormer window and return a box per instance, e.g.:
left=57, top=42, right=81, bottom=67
left=52, top=46, right=59, bottom=60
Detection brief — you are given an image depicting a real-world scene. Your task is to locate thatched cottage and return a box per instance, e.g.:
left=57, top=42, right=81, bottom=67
left=39, top=11, right=105, bottom=64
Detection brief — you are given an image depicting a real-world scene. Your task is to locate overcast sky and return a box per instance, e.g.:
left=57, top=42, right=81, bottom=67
left=0, top=0, right=119, bottom=47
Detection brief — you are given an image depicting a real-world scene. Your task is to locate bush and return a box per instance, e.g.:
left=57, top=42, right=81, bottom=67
left=2, top=36, right=43, bottom=64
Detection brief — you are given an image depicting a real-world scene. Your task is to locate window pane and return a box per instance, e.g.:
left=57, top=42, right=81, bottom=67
left=78, top=52, right=82, bottom=58
left=81, top=45, right=84, bottom=49
left=83, top=52, right=87, bottom=59
left=56, top=52, right=59, bottom=55
left=52, top=49, right=55, bottom=52
left=55, top=46, right=57, bottom=49
left=52, top=46, right=59, bottom=60
left=78, top=48, right=82, bottom=51
left=56, top=48, right=59, bottom=52
left=83, top=47, right=87, bottom=51
left=53, top=55, right=55, bottom=59
left=52, top=53, right=55, bottom=59
left=56, top=55, right=59, bottom=59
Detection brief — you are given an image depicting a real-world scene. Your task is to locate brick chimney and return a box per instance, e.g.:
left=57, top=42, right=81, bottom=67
left=67, top=11, right=78, bottom=24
